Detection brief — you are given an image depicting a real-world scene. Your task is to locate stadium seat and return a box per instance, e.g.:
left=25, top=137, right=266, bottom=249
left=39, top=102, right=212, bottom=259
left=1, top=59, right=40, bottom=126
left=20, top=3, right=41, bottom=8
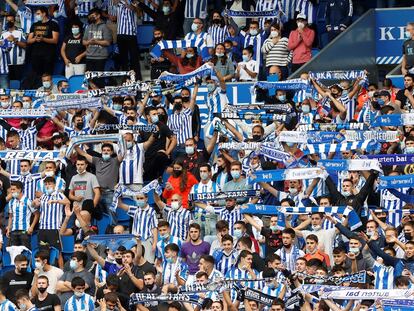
left=0, top=265, right=15, bottom=277
left=2, top=251, right=11, bottom=267
left=68, top=75, right=85, bottom=92
left=31, top=246, right=60, bottom=268
left=97, top=213, right=111, bottom=235
left=9, top=80, right=20, bottom=89
left=52, top=75, right=67, bottom=85
left=31, top=232, right=38, bottom=250
left=311, top=48, right=320, bottom=57
left=61, top=235, right=75, bottom=260
left=137, top=25, right=155, bottom=51
left=116, top=206, right=131, bottom=229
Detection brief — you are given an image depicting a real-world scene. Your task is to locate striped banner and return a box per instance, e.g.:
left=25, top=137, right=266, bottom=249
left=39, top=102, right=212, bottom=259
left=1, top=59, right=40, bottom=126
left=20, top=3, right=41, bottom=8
left=376, top=56, right=403, bottom=65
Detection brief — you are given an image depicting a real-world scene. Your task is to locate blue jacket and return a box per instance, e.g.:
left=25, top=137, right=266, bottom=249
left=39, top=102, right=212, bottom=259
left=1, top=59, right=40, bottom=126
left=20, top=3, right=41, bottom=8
left=326, top=0, right=353, bottom=30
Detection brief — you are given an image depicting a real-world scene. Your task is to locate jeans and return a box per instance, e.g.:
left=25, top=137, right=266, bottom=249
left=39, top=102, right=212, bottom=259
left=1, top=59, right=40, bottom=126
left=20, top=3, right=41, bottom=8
left=0, top=75, right=9, bottom=89
left=100, top=190, right=116, bottom=225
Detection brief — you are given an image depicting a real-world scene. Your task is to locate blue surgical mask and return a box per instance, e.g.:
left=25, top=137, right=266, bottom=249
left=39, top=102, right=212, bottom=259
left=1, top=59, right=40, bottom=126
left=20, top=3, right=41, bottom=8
left=61, top=87, right=69, bottom=93
left=53, top=11, right=59, bottom=18
left=46, top=187, right=54, bottom=195
left=72, top=27, right=80, bottom=36
left=278, top=95, right=286, bottom=102
left=35, top=14, right=42, bottom=22
left=70, top=259, right=78, bottom=270
left=127, top=142, right=133, bottom=149
left=151, top=115, right=159, bottom=123
left=22, top=101, right=31, bottom=109
left=342, top=191, right=351, bottom=197
left=166, top=257, right=174, bottom=264
left=12, top=192, right=19, bottom=199
left=113, top=104, right=122, bottom=111
left=349, top=247, right=359, bottom=254
left=162, top=6, right=170, bottom=14
left=270, top=225, right=278, bottom=232
left=43, top=81, right=51, bottom=89
left=207, top=83, right=216, bottom=93
left=242, top=55, right=249, bottom=62
left=102, top=154, right=111, bottom=161
left=191, top=23, right=198, bottom=32
left=302, top=105, right=310, bottom=113
left=216, top=52, right=224, bottom=58
left=185, top=146, right=194, bottom=155
left=406, top=146, right=414, bottom=154
left=286, top=142, right=295, bottom=147
left=377, top=98, right=385, bottom=105
left=231, top=170, right=240, bottom=179
left=136, top=200, right=146, bottom=208
left=186, top=53, right=194, bottom=59
left=233, top=229, right=243, bottom=238
left=250, top=29, right=258, bottom=36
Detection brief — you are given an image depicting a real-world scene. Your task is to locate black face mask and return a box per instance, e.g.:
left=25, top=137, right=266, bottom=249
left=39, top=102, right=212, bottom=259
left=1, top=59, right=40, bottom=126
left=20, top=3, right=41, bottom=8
left=213, top=19, right=221, bottom=24
left=158, top=114, right=167, bottom=123
left=405, top=233, right=412, bottom=241
left=387, top=242, right=396, bottom=248
left=38, top=287, right=47, bottom=294
left=182, top=96, right=190, bottom=103
left=20, top=267, right=27, bottom=274
left=172, top=169, right=182, bottom=177
left=76, top=122, right=84, bottom=130
left=154, top=36, right=162, bottom=41
left=115, top=258, right=123, bottom=265
left=252, top=134, right=262, bottom=142
left=145, top=283, right=155, bottom=290
left=226, top=205, right=235, bottom=211
left=6, top=21, right=14, bottom=29
left=174, top=103, right=183, bottom=111
left=20, top=123, right=28, bottom=130
left=378, top=217, right=387, bottom=223
left=126, top=116, right=136, bottom=122
left=152, top=99, right=160, bottom=106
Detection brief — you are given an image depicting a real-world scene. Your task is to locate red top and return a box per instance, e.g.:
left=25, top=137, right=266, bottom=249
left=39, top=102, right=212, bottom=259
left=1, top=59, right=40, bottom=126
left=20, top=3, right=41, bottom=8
left=288, top=27, right=315, bottom=64
left=162, top=172, right=198, bottom=208
left=163, top=51, right=202, bottom=74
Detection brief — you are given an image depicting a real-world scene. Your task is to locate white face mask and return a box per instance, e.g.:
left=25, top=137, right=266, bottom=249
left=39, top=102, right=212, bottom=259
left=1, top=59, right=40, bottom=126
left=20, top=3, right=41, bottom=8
left=45, top=170, right=54, bottom=177
left=171, top=201, right=180, bottom=210
left=271, top=30, right=279, bottom=37
left=297, top=22, right=305, bottom=29
left=75, top=219, right=81, bottom=228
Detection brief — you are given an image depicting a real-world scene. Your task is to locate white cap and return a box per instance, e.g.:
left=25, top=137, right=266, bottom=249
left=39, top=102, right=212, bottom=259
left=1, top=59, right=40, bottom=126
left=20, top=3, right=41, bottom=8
left=296, top=13, right=307, bottom=20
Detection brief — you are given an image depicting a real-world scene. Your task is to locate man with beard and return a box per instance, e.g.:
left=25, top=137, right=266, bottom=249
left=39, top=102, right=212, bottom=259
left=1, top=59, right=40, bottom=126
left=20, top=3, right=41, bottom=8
left=3, top=255, right=33, bottom=304
left=136, top=271, right=161, bottom=311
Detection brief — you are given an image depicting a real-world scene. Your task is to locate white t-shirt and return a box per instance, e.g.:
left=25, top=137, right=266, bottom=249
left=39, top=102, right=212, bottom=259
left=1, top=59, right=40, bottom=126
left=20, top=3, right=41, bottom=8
left=238, top=59, right=259, bottom=81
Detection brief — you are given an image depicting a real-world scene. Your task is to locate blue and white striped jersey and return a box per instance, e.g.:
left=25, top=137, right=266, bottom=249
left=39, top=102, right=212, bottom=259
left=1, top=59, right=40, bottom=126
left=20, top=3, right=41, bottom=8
left=206, top=88, right=229, bottom=122
left=127, top=205, right=158, bottom=239
left=207, top=25, right=229, bottom=46
left=64, top=293, right=95, bottom=311
left=117, top=1, right=137, bottom=36
left=296, top=0, right=315, bottom=24
left=279, top=0, right=298, bottom=20
left=184, top=0, right=207, bottom=19
left=119, top=143, right=145, bottom=185
left=242, top=31, right=267, bottom=66
left=213, top=249, right=238, bottom=276
left=373, top=262, right=394, bottom=289
left=162, top=258, right=189, bottom=286
left=190, top=180, right=220, bottom=223
left=255, top=0, right=280, bottom=29
left=10, top=173, right=42, bottom=201
left=0, top=46, right=8, bottom=75
left=164, top=206, right=192, bottom=241
left=17, top=6, right=33, bottom=34
left=36, top=176, right=66, bottom=195
left=225, top=267, right=259, bottom=301
left=156, top=235, right=182, bottom=261
left=142, top=0, right=158, bottom=22
left=1, top=29, right=26, bottom=65
left=168, top=108, right=193, bottom=145
left=16, top=126, right=38, bottom=150
left=8, top=195, right=35, bottom=231
left=184, top=31, right=213, bottom=47
left=0, top=299, right=17, bottom=311
left=206, top=205, right=244, bottom=236
left=39, top=191, right=66, bottom=230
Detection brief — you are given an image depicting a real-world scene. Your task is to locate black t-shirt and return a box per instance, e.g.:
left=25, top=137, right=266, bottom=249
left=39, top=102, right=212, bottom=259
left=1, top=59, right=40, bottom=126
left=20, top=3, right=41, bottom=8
left=179, top=149, right=211, bottom=180
left=403, top=38, right=414, bottom=69
left=64, top=35, right=86, bottom=63
left=118, top=265, right=142, bottom=296
left=32, top=293, right=61, bottom=311
left=136, top=261, right=157, bottom=279
left=141, top=122, right=174, bottom=157
left=396, top=88, right=414, bottom=110
left=3, top=271, right=33, bottom=303
left=30, top=19, right=59, bottom=56
left=261, top=227, right=283, bottom=257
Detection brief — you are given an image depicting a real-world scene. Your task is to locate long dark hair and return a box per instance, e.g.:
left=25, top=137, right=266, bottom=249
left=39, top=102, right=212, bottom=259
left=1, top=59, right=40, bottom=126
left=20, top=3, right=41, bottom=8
left=211, top=43, right=228, bottom=66
left=181, top=47, right=198, bottom=67
left=173, top=159, right=188, bottom=192
left=210, top=10, right=225, bottom=28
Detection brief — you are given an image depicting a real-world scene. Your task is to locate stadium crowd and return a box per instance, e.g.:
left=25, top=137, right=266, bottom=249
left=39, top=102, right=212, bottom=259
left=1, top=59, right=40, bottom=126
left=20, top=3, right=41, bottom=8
left=0, top=1, right=413, bottom=311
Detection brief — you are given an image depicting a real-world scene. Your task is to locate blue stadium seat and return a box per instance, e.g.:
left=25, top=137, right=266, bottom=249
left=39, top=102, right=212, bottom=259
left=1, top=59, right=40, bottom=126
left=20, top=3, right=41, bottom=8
left=31, top=232, right=38, bottom=250
left=97, top=213, right=111, bottom=234
left=52, top=75, right=67, bottom=85
left=311, top=48, right=320, bottom=57
left=116, top=207, right=131, bottom=228
left=68, top=75, right=85, bottom=92
left=0, top=265, right=15, bottom=277
left=10, top=80, right=20, bottom=89
left=137, top=25, right=155, bottom=51
left=3, top=251, right=11, bottom=267
left=61, top=235, right=75, bottom=260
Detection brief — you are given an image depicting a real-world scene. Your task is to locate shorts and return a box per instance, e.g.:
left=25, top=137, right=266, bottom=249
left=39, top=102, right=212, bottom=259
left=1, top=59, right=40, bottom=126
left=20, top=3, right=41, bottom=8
left=38, top=229, right=62, bottom=251
left=9, top=230, right=31, bottom=249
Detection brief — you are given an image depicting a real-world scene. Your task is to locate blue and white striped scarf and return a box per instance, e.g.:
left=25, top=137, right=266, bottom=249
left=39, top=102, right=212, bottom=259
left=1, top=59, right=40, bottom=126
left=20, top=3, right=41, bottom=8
left=0, top=108, right=50, bottom=118
left=65, top=134, right=125, bottom=158
left=110, top=180, right=162, bottom=212
left=378, top=174, right=414, bottom=190
left=225, top=8, right=281, bottom=18
left=248, top=167, right=325, bottom=183
left=84, top=234, right=137, bottom=251
left=159, top=63, right=216, bottom=84
left=42, top=97, right=102, bottom=111
left=0, top=150, right=60, bottom=161
left=254, top=79, right=309, bottom=91
left=304, top=140, right=377, bottom=155
left=24, top=0, right=58, bottom=5
left=0, top=89, right=48, bottom=98
left=150, top=38, right=211, bottom=61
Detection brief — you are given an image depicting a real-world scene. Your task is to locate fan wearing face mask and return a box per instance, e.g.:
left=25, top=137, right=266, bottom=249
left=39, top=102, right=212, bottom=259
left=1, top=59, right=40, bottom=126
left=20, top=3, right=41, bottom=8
left=2, top=255, right=32, bottom=305
left=298, top=101, right=314, bottom=124
left=15, top=290, right=37, bottom=311
left=32, top=275, right=62, bottom=310
left=36, top=161, right=66, bottom=198
left=52, top=113, right=94, bottom=139
left=154, top=193, right=192, bottom=241
left=32, top=252, right=64, bottom=295
left=64, top=277, right=95, bottom=311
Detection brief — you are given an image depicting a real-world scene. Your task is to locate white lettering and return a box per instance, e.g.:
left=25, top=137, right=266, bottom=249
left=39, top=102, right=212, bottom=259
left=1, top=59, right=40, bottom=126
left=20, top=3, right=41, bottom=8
left=379, top=27, right=396, bottom=40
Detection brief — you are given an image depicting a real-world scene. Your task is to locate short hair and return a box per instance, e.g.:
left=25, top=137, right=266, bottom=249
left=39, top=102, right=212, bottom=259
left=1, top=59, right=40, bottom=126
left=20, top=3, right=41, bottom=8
left=280, top=198, right=295, bottom=206
left=230, top=160, right=242, bottom=169
left=158, top=220, right=170, bottom=228
left=199, top=163, right=211, bottom=172
left=239, top=249, right=252, bottom=260
left=35, top=6, right=48, bottom=15
left=15, top=289, right=30, bottom=301
left=306, top=234, right=319, bottom=243
left=72, top=251, right=88, bottom=267
left=106, top=274, right=120, bottom=287
left=57, top=80, right=68, bottom=88
left=331, top=266, right=345, bottom=274
left=282, top=228, right=296, bottom=238
left=221, top=234, right=233, bottom=244
left=123, top=250, right=135, bottom=259
left=35, top=250, right=50, bottom=263
left=272, top=298, right=285, bottom=309
left=168, top=301, right=182, bottom=311
left=14, top=254, right=28, bottom=264
left=306, top=258, right=323, bottom=268
left=216, top=220, right=229, bottom=230
left=249, top=20, right=259, bottom=27
left=10, top=181, right=23, bottom=190
left=238, top=236, right=252, bottom=249
left=71, top=277, right=85, bottom=288
left=404, top=73, right=414, bottom=80
left=189, top=223, right=201, bottom=231
left=144, top=270, right=156, bottom=277
left=195, top=271, right=208, bottom=279
left=395, top=276, right=410, bottom=287
left=265, top=253, right=281, bottom=265
left=165, top=243, right=180, bottom=253
left=200, top=255, right=214, bottom=265
left=38, top=275, right=49, bottom=284
left=7, top=130, right=19, bottom=138
left=101, top=143, right=114, bottom=151
left=333, top=247, right=346, bottom=254
left=234, top=220, right=246, bottom=229
left=104, top=292, right=118, bottom=304
left=44, top=176, right=56, bottom=184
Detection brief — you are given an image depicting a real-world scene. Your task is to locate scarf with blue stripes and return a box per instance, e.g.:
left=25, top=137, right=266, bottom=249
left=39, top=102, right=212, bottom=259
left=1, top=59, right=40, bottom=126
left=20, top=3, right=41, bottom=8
left=150, top=39, right=211, bottom=61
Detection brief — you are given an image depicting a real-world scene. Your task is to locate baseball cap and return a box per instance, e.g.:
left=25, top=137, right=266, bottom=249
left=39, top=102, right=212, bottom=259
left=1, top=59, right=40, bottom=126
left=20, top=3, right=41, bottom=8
left=296, top=13, right=307, bottom=20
